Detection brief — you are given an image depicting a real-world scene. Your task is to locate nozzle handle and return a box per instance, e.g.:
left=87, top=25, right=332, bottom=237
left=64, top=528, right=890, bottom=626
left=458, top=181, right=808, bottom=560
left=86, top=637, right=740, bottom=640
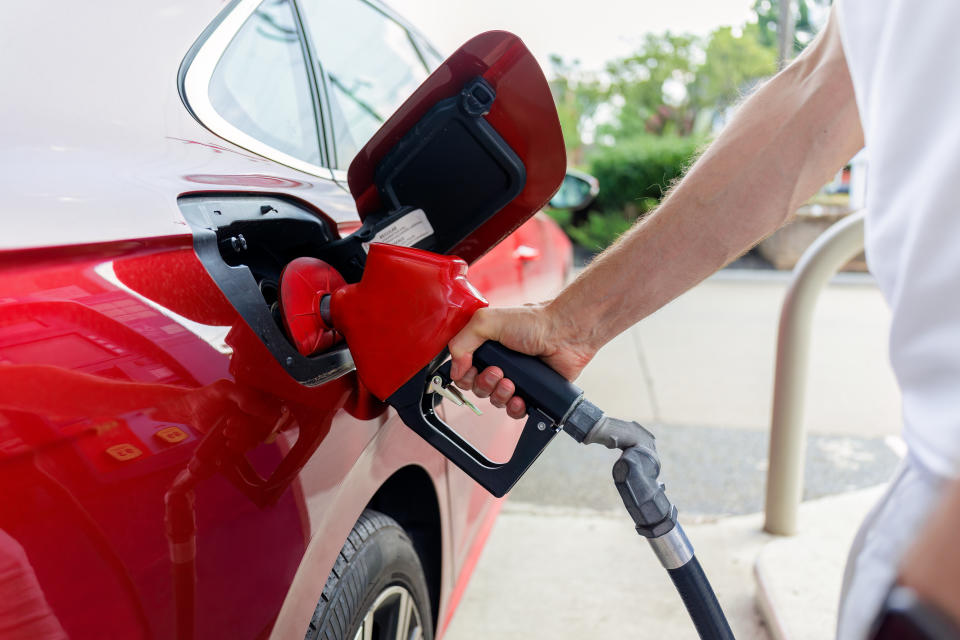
left=389, top=348, right=563, bottom=497
left=471, top=341, right=583, bottom=424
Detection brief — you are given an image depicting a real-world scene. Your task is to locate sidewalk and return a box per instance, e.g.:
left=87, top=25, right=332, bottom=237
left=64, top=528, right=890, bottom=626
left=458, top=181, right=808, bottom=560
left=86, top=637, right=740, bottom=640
left=576, top=269, right=901, bottom=437
left=444, top=487, right=884, bottom=639
left=445, top=502, right=775, bottom=639
left=444, top=271, right=902, bottom=639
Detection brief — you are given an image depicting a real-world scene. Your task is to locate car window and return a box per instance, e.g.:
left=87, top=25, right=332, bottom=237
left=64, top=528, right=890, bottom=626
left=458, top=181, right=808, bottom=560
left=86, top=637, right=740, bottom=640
left=298, top=0, right=430, bottom=168
left=409, top=31, right=444, bottom=72
left=209, top=0, right=322, bottom=166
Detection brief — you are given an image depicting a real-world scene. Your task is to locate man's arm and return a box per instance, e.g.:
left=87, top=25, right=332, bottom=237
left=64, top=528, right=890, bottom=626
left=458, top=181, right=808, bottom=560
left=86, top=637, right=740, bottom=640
left=449, top=8, right=864, bottom=418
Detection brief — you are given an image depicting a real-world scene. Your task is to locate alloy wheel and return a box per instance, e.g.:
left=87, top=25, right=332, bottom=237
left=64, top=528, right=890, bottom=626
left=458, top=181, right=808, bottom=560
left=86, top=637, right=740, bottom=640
left=353, top=584, right=424, bottom=640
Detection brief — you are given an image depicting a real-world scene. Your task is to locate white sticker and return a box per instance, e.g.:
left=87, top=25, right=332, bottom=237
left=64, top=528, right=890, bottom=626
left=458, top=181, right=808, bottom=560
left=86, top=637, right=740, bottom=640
left=362, top=208, right=435, bottom=252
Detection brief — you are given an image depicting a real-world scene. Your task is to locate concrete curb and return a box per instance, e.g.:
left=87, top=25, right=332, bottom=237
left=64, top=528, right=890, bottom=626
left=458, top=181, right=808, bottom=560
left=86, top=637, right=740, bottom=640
left=753, top=486, right=886, bottom=640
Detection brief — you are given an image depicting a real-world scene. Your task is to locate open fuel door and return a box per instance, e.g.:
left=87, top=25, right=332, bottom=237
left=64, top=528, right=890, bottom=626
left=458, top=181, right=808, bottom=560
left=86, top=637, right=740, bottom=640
left=273, top=32, right=568, bottom=493
left=322, top=31, right=566, bottom=281
left=177, top=32, right=564, bottom=388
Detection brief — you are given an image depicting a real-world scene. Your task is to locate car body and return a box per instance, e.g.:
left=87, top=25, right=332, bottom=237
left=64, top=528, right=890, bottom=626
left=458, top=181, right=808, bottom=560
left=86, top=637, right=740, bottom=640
left=0, top=1, right=570, bottom=639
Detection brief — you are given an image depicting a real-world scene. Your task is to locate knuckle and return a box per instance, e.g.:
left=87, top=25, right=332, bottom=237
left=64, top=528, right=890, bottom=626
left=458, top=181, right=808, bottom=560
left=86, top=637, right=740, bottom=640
left=448, top=337, right=467, bottom=358
left=472, top=308, right=499, bottom=337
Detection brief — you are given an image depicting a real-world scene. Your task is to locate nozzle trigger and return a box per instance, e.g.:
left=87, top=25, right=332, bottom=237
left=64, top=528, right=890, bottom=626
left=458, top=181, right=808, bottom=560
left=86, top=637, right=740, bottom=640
left=428, top=375, right=482, bottom=415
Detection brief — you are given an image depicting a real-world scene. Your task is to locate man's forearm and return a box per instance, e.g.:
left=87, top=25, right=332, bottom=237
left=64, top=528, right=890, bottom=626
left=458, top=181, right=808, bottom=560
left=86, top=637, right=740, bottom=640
left=548, top=10, right=863, bottom=352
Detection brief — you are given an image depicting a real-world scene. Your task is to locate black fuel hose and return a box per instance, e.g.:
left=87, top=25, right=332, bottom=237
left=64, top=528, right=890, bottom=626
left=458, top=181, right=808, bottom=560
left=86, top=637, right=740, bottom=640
left=667, top=555, right=735, bottom=640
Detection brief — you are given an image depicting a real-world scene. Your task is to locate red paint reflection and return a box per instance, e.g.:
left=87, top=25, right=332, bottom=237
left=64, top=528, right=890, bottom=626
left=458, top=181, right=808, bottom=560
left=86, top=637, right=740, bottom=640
left=0, top=528, right=68, bottom=639
left=183, top=174, right=309, bottom=189
left=0, top=244, right=349, bottom=638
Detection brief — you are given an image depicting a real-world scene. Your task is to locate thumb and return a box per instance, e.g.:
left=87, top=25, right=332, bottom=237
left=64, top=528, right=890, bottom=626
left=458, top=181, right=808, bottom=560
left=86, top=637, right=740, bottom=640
left=449, top=311, right=497, bottom=381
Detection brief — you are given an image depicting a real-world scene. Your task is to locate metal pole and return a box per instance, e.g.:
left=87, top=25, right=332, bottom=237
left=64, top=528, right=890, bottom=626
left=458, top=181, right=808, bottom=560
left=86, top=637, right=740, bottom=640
left=763, top=211, right=866, bottom=535
left=777, top=0, right=796, bottom=70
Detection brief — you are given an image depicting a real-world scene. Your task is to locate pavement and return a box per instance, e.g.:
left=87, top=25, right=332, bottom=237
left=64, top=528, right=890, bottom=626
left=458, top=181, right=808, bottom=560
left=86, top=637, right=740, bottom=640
left=444, top=269, right=903, bottom=640
left=755, top=486, right=886, bottom=640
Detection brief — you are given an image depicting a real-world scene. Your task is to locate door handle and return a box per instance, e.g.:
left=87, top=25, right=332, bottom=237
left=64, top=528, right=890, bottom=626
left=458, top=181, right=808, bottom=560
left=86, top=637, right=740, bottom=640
left=512, top=245, right=541, bottom=261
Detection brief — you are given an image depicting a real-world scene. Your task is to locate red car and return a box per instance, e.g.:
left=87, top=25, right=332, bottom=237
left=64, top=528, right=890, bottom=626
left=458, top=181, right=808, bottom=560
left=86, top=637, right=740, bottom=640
left=0, top=1, right=573, bottom=639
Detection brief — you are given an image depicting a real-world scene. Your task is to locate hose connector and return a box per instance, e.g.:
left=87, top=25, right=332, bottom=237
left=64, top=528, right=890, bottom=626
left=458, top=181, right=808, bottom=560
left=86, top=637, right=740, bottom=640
left=562, top=399, right=603, bottom=442
left=612, top=446, right=678, bottom=538
left=566, top=409, right=681, bottom=540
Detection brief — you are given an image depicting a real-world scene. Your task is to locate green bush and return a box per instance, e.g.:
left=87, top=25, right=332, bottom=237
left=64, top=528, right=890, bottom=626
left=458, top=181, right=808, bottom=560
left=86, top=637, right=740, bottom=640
left=545, top=135, right=705, bottom=254
left=546, top=207, right=636, bottom=253
left=588, top=135, right=703, bottom=214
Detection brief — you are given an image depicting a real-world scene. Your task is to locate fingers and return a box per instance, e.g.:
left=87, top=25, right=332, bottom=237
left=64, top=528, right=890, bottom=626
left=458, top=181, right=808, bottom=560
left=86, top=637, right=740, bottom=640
left=471, top=366, right=502, bottom=399
left=464, top=367, right=527, bottom=417
left=506, top=396, right=527, bottom=419
left=489, top=376, right=515, bottom=409
left=453, top=364, right=526, bottom=416
left=447, top=307, right=534, bottom=419
left=453, top=366, right=477, bottom=391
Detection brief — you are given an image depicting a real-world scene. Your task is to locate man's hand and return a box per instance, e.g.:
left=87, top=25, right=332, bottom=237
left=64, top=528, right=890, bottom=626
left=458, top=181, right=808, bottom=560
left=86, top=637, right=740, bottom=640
left=448, top=304, right=597, bottom=418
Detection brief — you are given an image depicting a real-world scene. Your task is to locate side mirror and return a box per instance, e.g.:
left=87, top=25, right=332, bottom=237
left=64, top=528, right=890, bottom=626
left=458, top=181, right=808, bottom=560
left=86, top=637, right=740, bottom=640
left=549, top=169, right=599, bottom=211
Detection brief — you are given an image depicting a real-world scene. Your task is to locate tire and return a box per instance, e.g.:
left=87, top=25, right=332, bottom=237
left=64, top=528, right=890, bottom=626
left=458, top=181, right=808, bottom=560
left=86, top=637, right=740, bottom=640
left=306, top=509, right=434, bottom=640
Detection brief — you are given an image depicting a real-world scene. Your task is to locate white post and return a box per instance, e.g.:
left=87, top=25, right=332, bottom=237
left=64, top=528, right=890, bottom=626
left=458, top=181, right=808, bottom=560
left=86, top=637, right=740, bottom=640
left=763, top=211, right=866, bottom=535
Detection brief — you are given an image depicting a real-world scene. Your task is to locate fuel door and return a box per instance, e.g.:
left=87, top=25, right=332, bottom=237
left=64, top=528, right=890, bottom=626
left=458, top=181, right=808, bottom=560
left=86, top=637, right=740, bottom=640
left=327, top=31, right=565, bottom=280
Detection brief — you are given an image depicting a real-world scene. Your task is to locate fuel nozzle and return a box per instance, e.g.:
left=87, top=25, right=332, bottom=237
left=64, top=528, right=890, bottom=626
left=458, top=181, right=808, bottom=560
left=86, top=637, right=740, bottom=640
left=278, top=257, right=346, bottom=356
left=278, top=243, right=487, bottom=399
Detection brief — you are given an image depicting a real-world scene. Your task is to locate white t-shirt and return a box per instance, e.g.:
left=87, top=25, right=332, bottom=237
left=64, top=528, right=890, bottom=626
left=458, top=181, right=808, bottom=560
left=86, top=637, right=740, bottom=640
left=837, top=1, right=960, bottom=478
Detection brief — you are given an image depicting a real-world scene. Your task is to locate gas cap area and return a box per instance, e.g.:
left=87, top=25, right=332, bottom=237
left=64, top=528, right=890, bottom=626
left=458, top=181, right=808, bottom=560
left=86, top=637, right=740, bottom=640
left=279, top=257, right=346, bottom=356
left=328, top=243, right=488, bottom=400
left=278, top=243, right=488, bottom=399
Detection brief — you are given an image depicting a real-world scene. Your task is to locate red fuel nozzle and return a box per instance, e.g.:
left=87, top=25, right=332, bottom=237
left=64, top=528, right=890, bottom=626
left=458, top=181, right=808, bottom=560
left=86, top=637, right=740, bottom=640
left=278, top=244, right=487, bottom=400
left=279, top=257, right=347, bottom=356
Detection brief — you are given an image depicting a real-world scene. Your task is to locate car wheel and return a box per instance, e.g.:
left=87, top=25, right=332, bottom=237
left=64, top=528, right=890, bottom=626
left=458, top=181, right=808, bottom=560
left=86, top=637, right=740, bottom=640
left=307, top=509, right=434, bottom=640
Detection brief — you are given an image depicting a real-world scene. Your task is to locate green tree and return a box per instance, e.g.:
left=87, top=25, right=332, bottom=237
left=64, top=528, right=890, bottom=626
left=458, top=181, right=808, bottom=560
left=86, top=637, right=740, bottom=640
left=601, top=32, right=698, bottom=140
left=599, top=26, right=776, bottom=143
left=549, top=55, right=604, bottom=165
left=689, top=23, right=778, bottom=113
left=549, top=2, right=828, bottom=151
left=752, top=0, right=832, bottom=54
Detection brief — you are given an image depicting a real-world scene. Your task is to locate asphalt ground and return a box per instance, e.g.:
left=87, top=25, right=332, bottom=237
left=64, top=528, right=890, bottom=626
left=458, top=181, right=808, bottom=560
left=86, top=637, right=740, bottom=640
left=509, top=422, right=899, bottom=518
left=444, top=269, right=902, bottom=639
